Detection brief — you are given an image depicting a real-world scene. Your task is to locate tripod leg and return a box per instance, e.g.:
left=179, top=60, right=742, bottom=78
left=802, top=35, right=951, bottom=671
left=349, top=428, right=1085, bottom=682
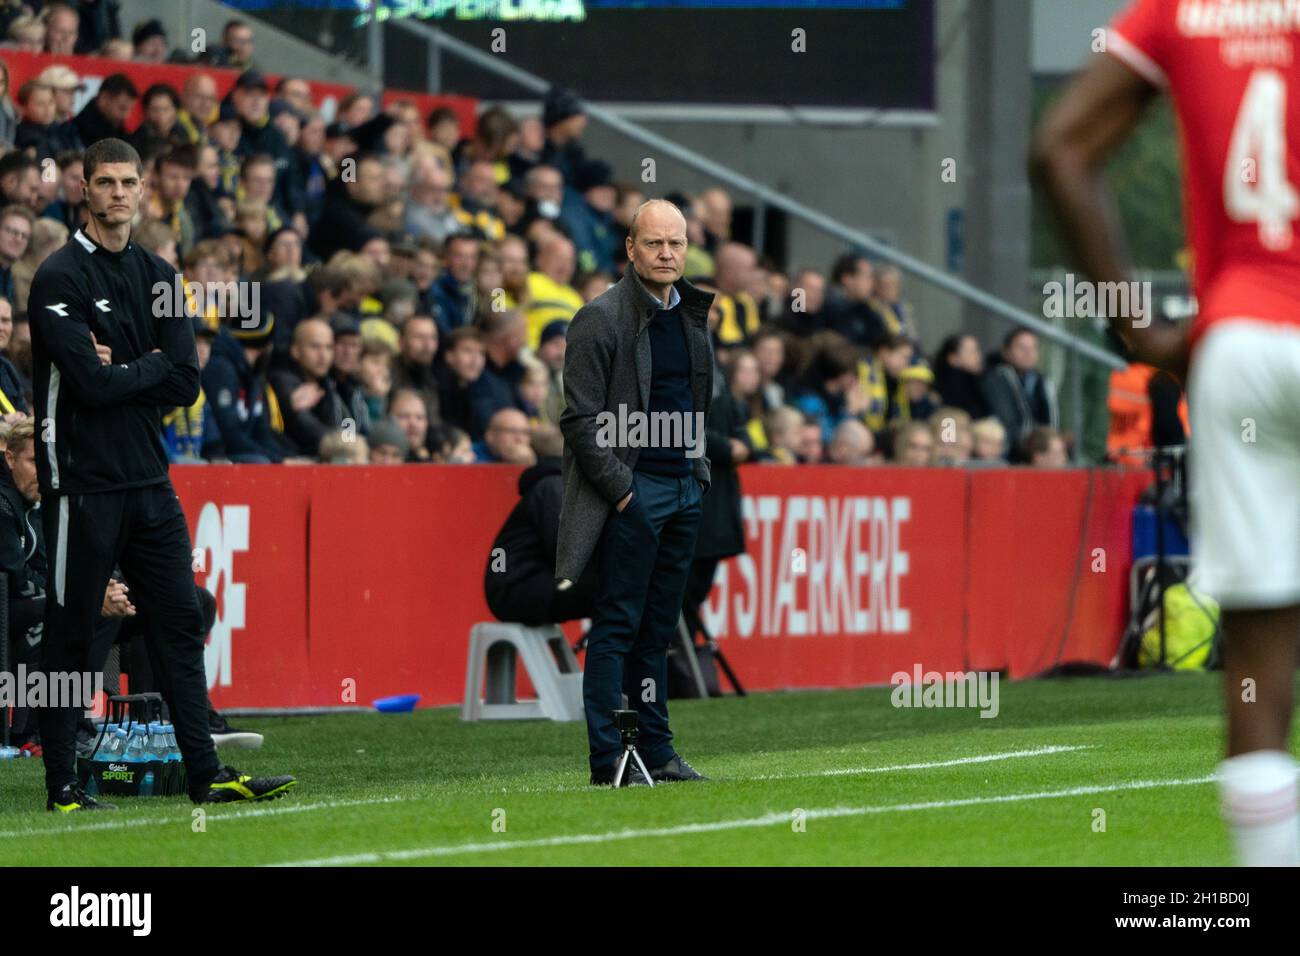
left=696, top=615, right=746, bottom=696
left=613, top=749, right=629, bottom=788
left=632, top=748, right=655, bottom=788
left=677, top=613, right=708, bottom=698
left=712, top=644, right=746, bottom=696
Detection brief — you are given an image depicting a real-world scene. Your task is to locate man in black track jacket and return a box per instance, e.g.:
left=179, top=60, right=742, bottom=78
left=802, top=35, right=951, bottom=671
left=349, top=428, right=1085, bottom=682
left=28, top=138, right=295, bottom=812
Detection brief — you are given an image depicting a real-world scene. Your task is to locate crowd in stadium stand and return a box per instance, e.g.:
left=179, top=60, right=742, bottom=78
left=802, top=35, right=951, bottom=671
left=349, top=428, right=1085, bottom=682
left=0, top=3, right=1074, bottom=470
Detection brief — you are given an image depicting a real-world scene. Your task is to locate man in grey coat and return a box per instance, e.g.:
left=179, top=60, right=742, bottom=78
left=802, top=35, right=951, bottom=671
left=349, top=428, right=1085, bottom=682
left=557, top=199, right=714, bottom=785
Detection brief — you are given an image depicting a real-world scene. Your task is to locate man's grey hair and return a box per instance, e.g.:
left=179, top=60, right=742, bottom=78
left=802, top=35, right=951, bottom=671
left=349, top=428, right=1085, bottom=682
left=627, top=198, right=686, bottom=241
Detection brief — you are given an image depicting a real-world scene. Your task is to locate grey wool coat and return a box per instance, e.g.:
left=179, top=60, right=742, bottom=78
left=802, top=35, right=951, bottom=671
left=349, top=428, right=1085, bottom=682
left=555, top=263, right=715, bottom=585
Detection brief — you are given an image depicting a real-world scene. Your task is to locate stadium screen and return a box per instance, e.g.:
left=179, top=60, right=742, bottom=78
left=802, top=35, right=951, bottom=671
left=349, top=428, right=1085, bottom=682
left=234, top=0, right=935, bottom=110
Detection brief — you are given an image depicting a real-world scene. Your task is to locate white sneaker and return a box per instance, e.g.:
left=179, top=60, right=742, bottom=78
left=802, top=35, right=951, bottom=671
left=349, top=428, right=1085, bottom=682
left=212, top=731, right=264, bottom=750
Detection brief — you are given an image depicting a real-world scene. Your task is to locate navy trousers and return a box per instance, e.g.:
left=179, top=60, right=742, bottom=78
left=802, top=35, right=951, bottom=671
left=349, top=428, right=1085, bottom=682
left=583, top=469, right=703, bottom=771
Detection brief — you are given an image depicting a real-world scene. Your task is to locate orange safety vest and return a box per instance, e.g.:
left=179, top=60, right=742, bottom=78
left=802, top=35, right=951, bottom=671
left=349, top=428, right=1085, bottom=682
left=1107, top=363, right=1190, bottom=467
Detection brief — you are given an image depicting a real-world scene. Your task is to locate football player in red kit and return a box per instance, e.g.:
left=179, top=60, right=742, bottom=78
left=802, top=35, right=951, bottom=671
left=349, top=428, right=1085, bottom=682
left=1034, top=0, right=1300, bottom=865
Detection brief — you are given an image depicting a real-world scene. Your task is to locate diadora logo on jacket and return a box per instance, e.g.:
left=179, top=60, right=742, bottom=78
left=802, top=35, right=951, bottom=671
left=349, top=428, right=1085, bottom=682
left=45, top=300, right=111, bottom=315
left=193, top=503, right=249, bottom=691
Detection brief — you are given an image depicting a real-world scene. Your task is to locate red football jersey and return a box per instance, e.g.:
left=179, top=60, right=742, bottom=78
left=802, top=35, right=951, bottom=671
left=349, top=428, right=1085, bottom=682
left=1110, top=0, right=1300, bottom=347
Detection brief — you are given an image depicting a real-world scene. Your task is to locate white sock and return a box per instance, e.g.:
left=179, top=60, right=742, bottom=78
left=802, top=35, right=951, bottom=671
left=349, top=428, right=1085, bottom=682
left=1218, top=750, right=1300, bottom=867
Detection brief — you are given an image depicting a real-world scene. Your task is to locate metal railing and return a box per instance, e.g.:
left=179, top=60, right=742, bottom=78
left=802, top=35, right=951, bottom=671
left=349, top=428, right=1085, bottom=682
left=372, top=15, right=1125, bottom=377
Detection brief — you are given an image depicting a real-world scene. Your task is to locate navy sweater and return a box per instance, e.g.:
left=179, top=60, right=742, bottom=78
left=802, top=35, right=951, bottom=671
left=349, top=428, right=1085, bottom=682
left=635, top=303, right=694, bottom=478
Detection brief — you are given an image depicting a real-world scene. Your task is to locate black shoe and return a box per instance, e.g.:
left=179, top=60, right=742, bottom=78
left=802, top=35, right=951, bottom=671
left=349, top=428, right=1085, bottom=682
left=47, top=784, right=117, bottom=813
left=197, top=766, right=297, bottom=803
left=590, top=760, right=649, bottom=787
left=649, top=755, right=707, bottom=782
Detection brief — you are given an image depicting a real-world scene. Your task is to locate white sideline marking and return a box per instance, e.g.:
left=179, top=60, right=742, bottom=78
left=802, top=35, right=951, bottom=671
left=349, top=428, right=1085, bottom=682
left=0, top=745, right=1092, bottom=836
left=267, top=774, right=1217, bottom=866
left=497, top=744, right=1093, bottom=794
left=749, top=744, right=1092, bottom=781
left=0, top=795, right=413, bottom=840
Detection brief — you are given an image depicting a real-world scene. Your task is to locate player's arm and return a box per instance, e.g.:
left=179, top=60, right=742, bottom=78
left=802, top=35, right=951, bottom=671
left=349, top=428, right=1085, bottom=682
left=1031, top=52, right=1190, bottom=378
left=132, top=270, right=201, bottom=407
left=28, top=267, right=173, bottom=407
left=132, top=316, right=201, bottom=407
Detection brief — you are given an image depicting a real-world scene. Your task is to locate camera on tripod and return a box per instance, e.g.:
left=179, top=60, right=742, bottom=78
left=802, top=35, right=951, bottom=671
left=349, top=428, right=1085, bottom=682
left=612, top=709, right=654, bottom=788
left=614, top=709, right=638, bottom=741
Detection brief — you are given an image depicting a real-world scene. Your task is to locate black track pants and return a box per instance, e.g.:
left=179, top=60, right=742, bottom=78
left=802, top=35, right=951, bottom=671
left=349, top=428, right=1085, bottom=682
left=38, top=482, right=220, bottom=796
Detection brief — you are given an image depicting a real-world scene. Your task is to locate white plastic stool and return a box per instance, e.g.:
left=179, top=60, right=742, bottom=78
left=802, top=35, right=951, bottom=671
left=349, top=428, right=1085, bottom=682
left=461, top=622, right=584, bottom=722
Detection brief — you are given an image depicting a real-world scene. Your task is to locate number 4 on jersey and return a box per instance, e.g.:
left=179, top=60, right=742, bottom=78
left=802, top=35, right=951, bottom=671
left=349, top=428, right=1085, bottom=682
left=1225, top=69, right=1300, bottom=252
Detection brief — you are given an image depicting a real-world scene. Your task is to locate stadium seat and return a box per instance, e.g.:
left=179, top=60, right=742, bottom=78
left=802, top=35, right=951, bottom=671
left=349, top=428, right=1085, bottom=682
left=461, top=622, right=583, bottom=722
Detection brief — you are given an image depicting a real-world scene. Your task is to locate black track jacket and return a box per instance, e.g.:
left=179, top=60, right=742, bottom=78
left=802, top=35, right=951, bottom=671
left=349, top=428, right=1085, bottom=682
left=29, top=228, right=200, bottom=495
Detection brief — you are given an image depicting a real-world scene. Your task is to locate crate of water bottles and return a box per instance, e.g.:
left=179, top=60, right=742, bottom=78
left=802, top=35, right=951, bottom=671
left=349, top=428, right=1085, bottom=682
left=77, top=693, right=186, bottom=798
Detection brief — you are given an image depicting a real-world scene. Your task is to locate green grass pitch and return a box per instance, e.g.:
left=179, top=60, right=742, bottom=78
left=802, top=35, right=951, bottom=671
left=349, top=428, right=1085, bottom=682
left=0, top=672, right=1276, bottom=866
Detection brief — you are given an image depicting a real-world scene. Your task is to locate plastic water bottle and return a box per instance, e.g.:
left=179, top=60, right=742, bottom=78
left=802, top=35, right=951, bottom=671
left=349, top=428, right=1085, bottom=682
left=92, top=725, right=123, bottom=761
left=146, top=722, right=168, bottom=761
left=93, top=728, right=123, bottom=761
left=140, top=768, right=155, bottom=797
left=161, top=723, right=182, bottom=762
left=122, top=725, right=148, bottom=762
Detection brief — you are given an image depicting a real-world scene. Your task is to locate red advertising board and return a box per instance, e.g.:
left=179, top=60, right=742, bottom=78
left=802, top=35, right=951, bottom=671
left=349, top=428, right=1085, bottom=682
left=965, top=468, right=1149, bottom=677
left=699, top=467, right=969, bottom=688
left=303, top=464, right=520, bottom=708
left=2, top=50, right=350, bottom=130
left=176, top=466, right=312, bottom=710
left=170, top=463, right=1151, bottom=711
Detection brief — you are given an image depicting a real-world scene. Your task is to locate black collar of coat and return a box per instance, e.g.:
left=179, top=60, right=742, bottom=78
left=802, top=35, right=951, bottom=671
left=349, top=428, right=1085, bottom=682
left=621, top=262, right=713, bottom=331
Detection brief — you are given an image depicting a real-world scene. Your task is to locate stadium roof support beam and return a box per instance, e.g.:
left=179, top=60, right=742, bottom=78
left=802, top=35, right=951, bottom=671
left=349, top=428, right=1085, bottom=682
left=384, top=16, right=1123, bottom=372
